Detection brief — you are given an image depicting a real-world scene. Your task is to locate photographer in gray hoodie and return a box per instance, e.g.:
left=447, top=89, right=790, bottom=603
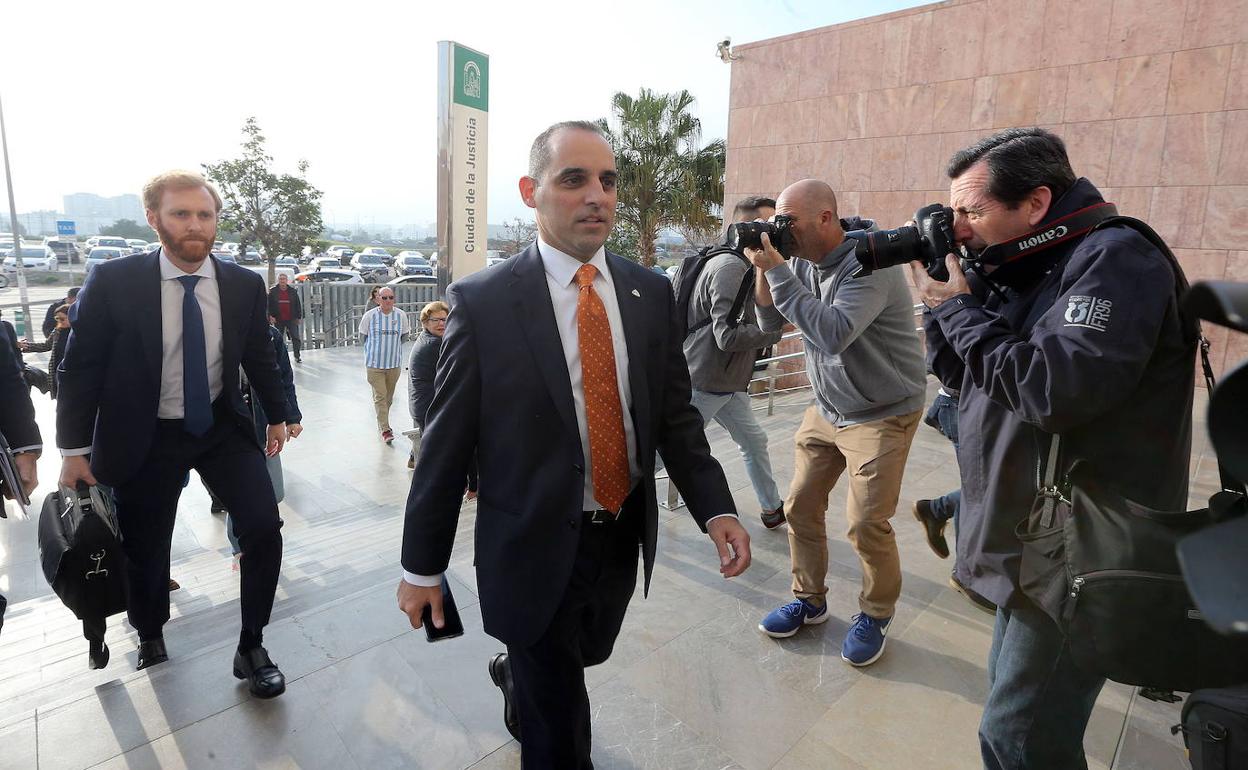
left=683, top=196, right=786, bottom=529
left=748, top=179, right=925, bottom=668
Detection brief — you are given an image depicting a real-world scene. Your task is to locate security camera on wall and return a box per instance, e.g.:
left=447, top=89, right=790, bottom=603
left=717, top=37, right=736, bottom=63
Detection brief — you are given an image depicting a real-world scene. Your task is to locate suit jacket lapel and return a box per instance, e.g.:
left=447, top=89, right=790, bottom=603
left=510, top=245, right=580, bottom=444
left=214, top=256, right=240, bottom=369
left=606, top=253, right=651, bottom=457
left=139, top=252, right=163, bottom=377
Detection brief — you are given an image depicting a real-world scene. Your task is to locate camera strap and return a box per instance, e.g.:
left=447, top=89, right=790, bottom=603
left=977, top=202, right=1119, bottom=267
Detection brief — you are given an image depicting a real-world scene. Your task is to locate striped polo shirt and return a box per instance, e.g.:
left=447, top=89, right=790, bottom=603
left=358, top=306, right=408, bottom=369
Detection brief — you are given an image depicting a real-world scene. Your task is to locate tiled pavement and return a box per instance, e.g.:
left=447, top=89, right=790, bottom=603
left=0, top=345, right=1210, bottom=769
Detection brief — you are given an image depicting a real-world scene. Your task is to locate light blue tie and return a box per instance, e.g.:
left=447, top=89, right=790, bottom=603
left=177, top=275, right=213, bottom=436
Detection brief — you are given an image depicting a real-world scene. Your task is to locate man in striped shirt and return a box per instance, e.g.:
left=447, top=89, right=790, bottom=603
left=358, top=288, right=409, bottom=442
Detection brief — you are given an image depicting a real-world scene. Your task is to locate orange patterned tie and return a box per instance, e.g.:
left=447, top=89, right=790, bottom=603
left=575, top=264, right=630, bottom=514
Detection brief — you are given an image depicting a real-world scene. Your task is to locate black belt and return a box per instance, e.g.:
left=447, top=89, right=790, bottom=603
left=584, top=509, right=619, bottom=524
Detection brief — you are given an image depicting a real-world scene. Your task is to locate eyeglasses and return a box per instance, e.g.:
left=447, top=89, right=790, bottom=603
left=379, top=295, right=396, bottom=301
left=427, top=317, right=447, bottom=323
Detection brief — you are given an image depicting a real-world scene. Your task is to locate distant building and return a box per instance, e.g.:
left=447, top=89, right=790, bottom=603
left=63, top=192, right=145, bottom=235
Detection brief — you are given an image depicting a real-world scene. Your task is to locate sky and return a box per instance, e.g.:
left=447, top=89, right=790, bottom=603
left=2, top=0, right=928, bottom=229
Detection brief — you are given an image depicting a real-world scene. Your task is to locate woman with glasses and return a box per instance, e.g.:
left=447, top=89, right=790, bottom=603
left=405, top=302, right=478, bottom=498
left=407, top=301, right=448, bottom=470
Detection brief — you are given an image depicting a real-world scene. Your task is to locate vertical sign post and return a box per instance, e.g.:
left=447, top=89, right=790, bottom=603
left=56, top=220, right=79, bottom=286
left=436, top=41, right=489, bottom=297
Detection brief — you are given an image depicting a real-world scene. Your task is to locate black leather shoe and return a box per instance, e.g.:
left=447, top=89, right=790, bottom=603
left=136, top=638, right=168, bottom=670
left=489, top=653, right=521, bottom=741
left=761, top=502, right=786, bottom=530
left=913, top=500, right=950, bottom=559
left=233, top=646, right=286, bottom=699
left=88, top=640, right=110, bottom=670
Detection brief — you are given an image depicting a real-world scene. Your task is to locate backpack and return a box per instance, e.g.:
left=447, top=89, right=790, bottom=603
left=671, top=243, right=756, bottom=340
left=1175, top=687, right=1248, bottom=769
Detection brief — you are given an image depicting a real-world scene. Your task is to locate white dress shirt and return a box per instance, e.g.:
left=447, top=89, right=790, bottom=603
left=538, top=238, right=642, bottom=509
left=157, top=250, right=225, bottom=418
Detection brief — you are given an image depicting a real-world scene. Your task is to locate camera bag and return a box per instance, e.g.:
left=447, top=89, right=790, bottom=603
left=1175, top=686, right=1248, bottom=769
left=1015, top=216, right=1248, bottom=692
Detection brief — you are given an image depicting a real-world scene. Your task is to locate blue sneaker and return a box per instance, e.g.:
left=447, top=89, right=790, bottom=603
left=759, top=598, right=829, bottom=638
left=841, top=613, right=892, bottom=666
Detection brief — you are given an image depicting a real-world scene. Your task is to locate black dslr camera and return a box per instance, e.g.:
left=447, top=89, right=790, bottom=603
left=726, top=215, right=798, bottom=258
left=846, top=203, right=957, bottom=281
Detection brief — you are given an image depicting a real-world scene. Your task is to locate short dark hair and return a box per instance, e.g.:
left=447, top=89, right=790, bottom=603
left=528, top=121, right=607, bottom=181
left=946, top=127, right=1076, bottom=208
left=733, top=196, right=777, bottom=220
left=66, top=287, right=80, bottom=299
left=54, top=304, right=71, bottom=316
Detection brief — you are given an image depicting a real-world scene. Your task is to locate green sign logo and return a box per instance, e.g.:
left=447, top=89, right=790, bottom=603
left=453, top=45, right=489, bottom=112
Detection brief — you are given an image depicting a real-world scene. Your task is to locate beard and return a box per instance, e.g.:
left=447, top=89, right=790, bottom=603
left=153, top=219, right=213, bottom=263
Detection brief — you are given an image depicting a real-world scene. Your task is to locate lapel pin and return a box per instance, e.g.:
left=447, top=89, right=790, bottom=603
left=631, top=289, right=641, bottom=298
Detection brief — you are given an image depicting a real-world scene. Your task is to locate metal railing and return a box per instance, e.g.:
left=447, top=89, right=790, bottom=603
left=295, top=282, right=439, bottom=349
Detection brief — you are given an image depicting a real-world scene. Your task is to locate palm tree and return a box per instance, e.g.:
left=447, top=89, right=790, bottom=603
left=598, top=89, right=725, bottom=267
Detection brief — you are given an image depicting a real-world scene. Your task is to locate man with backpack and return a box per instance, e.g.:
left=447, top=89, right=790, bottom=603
left=911, top=128, right=1196, bottom=769
left=675, top=196, right=785, bottom=529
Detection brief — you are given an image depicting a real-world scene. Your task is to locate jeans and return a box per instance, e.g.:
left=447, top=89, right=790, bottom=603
left=930, top=488, right=961, bottom=524
left=690, top=390, right=782, bottom=512
left=980, top=604, right=1106, bottom=769
left=924, top=392, right=961, bottom=526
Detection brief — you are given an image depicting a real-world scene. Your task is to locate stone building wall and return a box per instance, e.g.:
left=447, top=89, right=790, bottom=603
left=726, top=0, right=1248, bottom=378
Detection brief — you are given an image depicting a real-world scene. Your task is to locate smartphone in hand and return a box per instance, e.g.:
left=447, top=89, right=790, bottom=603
left=422, top=575, right=465, bottom=642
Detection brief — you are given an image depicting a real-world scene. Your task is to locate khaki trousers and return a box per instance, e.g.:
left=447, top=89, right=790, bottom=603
left=786, top=405, right=921, bottom=619
left=366, top=367, right=402, bottom=432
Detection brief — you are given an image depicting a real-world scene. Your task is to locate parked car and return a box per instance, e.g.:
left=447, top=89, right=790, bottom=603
left=333, top=248, right=356, bottom=266
left=44, top=239, right=82, bottom=264
left=310, top=256, right=341, bottom=270
left=394, top=253, right=433, bottom=277
left=293, top=267, right=363, bottom=283
left=126, top=239, right=149, bottom=253
left=144, top=242, right=162, bottom=253
left=95, top=236, right=133, bottom=254
left=238, top=250, right=262, bottom=265
left=85, top=246, right=128, bottom=272
left=214, top=252, right=238, bottom=264
left=387, top=274, right=437, bottom=287
left=2, top=246, right=59, bottom=273
left=349, top=252, right=391, bottom=281
left=359, top=246, right=393, bottom=265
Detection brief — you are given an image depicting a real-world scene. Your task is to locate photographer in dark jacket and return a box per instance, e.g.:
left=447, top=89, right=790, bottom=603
left=266, top=274, right=303, bottom=363
left=910, top=128, right=1195, bottom=770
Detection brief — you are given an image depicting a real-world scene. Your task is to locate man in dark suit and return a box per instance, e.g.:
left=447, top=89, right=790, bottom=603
left=57, top=170, right=291, bottom=698
left=1, top=313, right=41, bottom=635
left=397, top=122, right=752, bottom=767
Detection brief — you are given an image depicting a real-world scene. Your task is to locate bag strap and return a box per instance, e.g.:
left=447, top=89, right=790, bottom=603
left=688, top=254, right=755, bottom=336
left=1037, top=434, right=1066, bottom=528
